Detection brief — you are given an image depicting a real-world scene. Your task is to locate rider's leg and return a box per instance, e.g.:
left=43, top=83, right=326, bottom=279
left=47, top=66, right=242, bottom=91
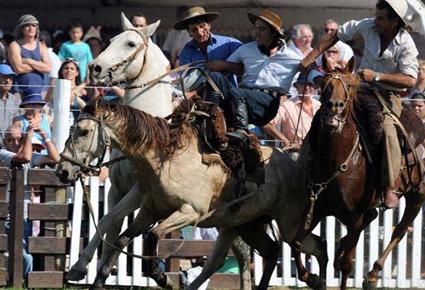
left=382, top=95, right=402, bottom=209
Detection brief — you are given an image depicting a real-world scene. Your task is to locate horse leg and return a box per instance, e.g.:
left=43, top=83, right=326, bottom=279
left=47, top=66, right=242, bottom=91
left=236, top=221, right=279, bottom=290
left=98, top=183, right=129, bottom=272
left=187, top=227, right=239, bottom=290
left=91, top=207, right=158, bottom=290
left=290, top=214, right=324, bottom=290
left=67, top=183, right=141, bottom=281
left=231, top=235, right=252, bottom=290
left=151, top=203, right=200, bottom=238
left=363, top=194, right=424, bottom=290
left=299, top=233, right=328, bottom=283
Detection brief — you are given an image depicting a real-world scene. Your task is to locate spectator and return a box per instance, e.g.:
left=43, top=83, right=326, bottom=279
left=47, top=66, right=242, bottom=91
left=264, top=72, right=321, bottom=160
left=410, top=59, right=425, bottom=95
left=83, top=26, right=104, bottom=58
left=162, top=5, right=192, bottom=68
left=58, top=20, right=93, bottom=83
left=174, top=6, right=242, bottom=85
left=0, top=63, right=20, bottom=146
left=288, top=24, right=314, bottom=58
left=317, top=19, right=354, bottom=68
left=54, top=58, right=87, bottom=122
left=411, top=91, right=425, bottom=125
left=131, top=13, right=159, bottom=44
left=8, top=14, right=51, bottom=96
left=13, top=90, right=53, bottom=153
left=39, top=30, right=62, bottom=100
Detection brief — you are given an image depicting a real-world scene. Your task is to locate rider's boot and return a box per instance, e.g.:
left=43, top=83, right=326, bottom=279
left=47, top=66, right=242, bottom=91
left=226, top=96, right=250, bottom=148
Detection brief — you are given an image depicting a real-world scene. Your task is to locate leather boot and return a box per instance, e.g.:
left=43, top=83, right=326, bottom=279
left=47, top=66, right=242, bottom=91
left=226, top=97, right=250, bottom=146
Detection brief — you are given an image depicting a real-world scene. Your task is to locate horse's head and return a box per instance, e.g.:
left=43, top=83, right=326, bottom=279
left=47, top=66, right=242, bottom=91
left=89, top=12, right=161, bottom=86
left=319, top=58, right=359, bottom=134
left=56, top=101, right=111, bottom=183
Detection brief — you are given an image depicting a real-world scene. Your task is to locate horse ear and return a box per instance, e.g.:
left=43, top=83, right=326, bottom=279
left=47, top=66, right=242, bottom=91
left=121, top=12, right=133, bottom=31
left=345, top=57, right=356, bottom=73
left=145, top=20, right=161, bottom=37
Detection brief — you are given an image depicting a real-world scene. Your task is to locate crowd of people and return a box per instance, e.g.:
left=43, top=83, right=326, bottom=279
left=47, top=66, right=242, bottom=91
left=0, top=0, right=424, bottom=284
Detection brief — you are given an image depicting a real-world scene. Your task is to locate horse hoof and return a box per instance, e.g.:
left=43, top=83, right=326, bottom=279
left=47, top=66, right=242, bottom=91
left=307, top=273, right=325, bottom=290
left=66, top=267, right=87, bottom=281
left=362, top=279, right=378, bottom=290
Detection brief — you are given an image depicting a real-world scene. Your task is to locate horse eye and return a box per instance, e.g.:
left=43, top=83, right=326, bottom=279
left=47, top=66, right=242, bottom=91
left=81, top=129, right=89, bottom=137
left=128, top=41, right=136, bottom=48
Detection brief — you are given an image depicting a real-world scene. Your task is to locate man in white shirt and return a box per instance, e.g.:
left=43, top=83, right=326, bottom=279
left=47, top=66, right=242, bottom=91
left=301, top=0, right=419, bottom=209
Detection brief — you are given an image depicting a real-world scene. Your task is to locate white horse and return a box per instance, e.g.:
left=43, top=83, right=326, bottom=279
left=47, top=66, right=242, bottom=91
left=65, top=13, right=254, bottom=289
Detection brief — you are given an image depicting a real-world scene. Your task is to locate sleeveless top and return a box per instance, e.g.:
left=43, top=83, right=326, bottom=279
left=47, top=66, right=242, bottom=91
left=17, top=41, right=45, bottom=94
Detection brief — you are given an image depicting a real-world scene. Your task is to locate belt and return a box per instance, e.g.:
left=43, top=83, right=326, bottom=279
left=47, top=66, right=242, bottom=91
left=246, top=87, right=285, bottom=98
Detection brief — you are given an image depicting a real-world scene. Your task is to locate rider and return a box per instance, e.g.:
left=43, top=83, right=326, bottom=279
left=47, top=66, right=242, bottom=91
left=300, top=0, right=419, bottom=209
left=174, top=6, right=242, bottom=85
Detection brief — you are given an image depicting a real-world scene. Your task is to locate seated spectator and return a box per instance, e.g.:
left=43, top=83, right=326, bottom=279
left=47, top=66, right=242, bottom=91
left=409, top=59, right=425, bottom=96
left=13, top=90, right=53, bottom=153
left=264, top=73, right=321, bottom=160
left=1, top=124, right=58, bottom=281
left=58, top=20, right=93, bottom=83
left=0, top=63, right=20, bottom=146
left=411, top=91, right=425, bottom=125
left=131, top=13, right=159, bottom=44
left=8, top=14, right=51, bottom=95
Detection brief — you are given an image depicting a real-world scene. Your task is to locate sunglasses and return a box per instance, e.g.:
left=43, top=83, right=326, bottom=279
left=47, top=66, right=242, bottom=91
left=324, top=28, right=337, bottom=33
left=64, top=57, right=79, bottom=66
left=326, top=50, right=339, bottom=54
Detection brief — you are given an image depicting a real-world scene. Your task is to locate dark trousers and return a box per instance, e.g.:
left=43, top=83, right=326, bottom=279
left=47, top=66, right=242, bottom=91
left=206, top=72, right=281, bottom=126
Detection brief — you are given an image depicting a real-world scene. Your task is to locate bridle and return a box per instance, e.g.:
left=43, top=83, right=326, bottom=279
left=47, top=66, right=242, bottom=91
left=106, top=28, right=150, bottom=87
left=320, top=72, right=354, bottom=134
left=60, top=115, right=111, bottom=175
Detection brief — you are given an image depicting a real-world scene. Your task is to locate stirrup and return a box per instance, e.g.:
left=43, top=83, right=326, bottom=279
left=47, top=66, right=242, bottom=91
left=226, top=130, right=250, bottom=146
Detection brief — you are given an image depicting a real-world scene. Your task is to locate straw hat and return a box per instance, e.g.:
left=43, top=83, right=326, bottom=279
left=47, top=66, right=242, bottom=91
left=247, top=9, right=284, bottom=37
left=174, top=7, right=220, bottom=30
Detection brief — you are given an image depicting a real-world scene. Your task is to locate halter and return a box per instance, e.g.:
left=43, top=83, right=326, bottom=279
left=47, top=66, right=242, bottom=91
left=60, top=116, right=111, bottom=174
left=321, top=72, right=353, bottom=134
left=106, top=28, right=150, bottom=87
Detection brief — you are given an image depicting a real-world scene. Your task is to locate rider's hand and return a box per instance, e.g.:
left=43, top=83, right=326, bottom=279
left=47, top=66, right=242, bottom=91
left=299, top=55, right=316, bottom=72
left=358, top=69, right=376, bottom=82
left=205, top=60, right=227, bottom=72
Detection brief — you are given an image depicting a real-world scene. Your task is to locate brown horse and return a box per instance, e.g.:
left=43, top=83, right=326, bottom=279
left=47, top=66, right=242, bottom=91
left=290, top=60, right=425, bottom=290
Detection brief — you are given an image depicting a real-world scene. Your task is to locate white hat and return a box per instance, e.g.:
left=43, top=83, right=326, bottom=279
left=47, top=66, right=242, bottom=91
left=405, top=0, right=425, bottom=35
left=384, top=0, right=408, bottom=23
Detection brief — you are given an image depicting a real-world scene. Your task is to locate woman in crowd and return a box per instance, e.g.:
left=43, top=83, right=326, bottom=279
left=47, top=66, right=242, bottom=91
left=8, top=14, right=51, bottom=95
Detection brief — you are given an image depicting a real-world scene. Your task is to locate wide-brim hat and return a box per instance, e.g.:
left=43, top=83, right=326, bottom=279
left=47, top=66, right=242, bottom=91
left=248, top=9, right=284, bottom=37
left=20, top=92, right=46, bottom=108
left=385, top=0, right=408, bottom=25
left=174, top=6, right=220, bottom=30
left=14, top=14, right=39, bottom=37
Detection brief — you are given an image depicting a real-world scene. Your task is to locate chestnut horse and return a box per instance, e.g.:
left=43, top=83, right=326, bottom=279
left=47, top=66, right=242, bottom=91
left=290, top=60, right=425, bottom=290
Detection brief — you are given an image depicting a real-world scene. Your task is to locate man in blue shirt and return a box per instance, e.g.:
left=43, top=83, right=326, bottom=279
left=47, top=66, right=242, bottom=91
left=174, top=6, right=241, bottom=84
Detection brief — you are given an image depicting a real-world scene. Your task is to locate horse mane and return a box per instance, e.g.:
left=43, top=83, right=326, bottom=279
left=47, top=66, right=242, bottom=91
left=83, top=101, right=196, bottom=157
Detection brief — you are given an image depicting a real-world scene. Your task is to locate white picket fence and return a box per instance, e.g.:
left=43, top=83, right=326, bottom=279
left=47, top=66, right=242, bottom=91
left=68, top=177, right=425, bottom=288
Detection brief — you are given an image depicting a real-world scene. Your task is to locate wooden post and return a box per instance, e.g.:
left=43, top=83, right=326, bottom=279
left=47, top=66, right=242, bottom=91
left=9, top=168, right=24, bottom=289
left=54, top=188, right=66, bottom=270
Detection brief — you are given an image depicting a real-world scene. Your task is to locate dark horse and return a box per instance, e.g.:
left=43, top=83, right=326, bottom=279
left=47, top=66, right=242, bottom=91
left=290, top=59, right=425, bottom=290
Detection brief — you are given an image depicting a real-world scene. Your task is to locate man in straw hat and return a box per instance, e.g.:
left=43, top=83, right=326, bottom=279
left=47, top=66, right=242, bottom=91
left=175, top=6, right=242, bottom=76
left=301, top=0, right=419, bottom=209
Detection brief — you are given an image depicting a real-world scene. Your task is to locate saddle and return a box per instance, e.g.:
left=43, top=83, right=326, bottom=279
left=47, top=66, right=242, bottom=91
left=170, top=96, right=263, bottom=176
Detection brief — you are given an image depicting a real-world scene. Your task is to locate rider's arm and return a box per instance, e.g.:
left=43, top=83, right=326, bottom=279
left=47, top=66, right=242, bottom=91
left=300, top=32, right=339, bottom=70
left=205, top=60, right=243, bottom=75
left=263, top=123, right=290, bottom=147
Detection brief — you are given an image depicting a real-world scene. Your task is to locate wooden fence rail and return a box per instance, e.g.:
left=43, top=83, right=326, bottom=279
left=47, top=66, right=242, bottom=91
left=1, top=167, right=240, bottom=289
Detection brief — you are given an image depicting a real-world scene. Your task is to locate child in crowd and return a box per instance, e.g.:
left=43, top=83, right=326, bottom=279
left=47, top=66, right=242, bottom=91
left=58, top=21, right=93, bottom=83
